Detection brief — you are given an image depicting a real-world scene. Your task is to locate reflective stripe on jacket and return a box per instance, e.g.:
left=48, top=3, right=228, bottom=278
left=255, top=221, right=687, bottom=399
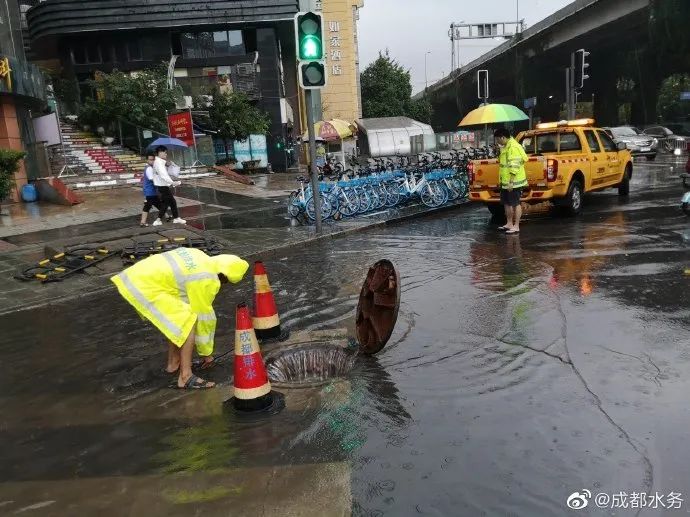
left=499, top=137, right=528, bottom=189
left=111, top=248, right=249, bottom=356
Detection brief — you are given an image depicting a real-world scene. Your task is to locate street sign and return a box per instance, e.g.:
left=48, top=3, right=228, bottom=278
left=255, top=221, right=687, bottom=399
left=524, top=97, right=537, bottom=109
left=681, top=92, right=690, bottom=101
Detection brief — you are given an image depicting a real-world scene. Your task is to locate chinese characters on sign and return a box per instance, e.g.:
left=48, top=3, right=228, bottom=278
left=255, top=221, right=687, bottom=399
left=329, top=20, right=343, bottom=76
left=166, top=111, right=195, bottom=147
left=567, top=490, right=683, bottom=511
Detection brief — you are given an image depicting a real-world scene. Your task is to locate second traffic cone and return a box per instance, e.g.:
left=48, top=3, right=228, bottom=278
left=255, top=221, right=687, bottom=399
left=232, top=303, right=273, bottom=412
left=252, top=261, right=288, bottom=341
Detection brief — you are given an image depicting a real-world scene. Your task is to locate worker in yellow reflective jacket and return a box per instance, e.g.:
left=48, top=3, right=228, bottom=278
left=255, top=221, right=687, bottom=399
left=111, top=248, right=249, bottom=389
left=495, top=127, right=528, bottom=235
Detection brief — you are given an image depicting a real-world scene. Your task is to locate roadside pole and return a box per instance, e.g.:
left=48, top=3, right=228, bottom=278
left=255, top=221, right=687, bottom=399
left=305, top=89, right=322, bottom=232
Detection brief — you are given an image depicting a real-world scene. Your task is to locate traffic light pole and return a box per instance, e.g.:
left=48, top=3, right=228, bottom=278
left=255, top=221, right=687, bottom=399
left=304, top=89, right=322, bottom=233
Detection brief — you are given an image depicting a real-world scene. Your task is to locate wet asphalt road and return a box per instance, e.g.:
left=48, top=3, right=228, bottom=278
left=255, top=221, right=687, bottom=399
left=1, top=157, right=690, bottom=516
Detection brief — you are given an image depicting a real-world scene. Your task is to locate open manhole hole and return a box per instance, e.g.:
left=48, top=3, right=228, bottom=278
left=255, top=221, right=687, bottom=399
left=265, top=342, right=357, bottom=388
left=263, top=259, right=400, bottom=388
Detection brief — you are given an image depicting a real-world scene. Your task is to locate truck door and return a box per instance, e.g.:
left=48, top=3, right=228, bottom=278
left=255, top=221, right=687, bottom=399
left=583, top=129, right=606, bottom=188
left=596, top=130, right=622, bottom=185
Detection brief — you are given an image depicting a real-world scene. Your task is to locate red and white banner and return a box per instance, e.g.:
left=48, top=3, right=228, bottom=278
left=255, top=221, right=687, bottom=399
left=167, top=111, right=195, bottom=147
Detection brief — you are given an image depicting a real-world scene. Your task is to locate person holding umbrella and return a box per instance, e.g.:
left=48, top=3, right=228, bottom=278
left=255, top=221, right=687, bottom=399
left=151, top=145, right=186, bottom=226
left=494, top=127, right=527, bottom=234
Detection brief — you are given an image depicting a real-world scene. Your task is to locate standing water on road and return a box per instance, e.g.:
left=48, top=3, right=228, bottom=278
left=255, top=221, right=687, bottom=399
left=1, top=160, right=690, bottom=515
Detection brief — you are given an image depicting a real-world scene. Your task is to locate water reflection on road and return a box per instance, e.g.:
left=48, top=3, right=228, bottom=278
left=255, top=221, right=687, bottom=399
left=2, top=160, right=690, bottom=515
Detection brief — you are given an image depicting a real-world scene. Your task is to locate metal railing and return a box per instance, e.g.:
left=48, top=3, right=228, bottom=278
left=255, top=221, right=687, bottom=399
left=117, top=118, right=216, bottom=167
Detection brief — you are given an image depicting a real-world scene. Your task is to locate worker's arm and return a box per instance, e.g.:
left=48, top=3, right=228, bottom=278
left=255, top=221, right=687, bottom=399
left=145, top=165, right=154, bottom=181
left=187, top=276, right=221, bottom=356
left=153, top=159, right=174, bottom=186
left=506, top=145, right=525, bottom=177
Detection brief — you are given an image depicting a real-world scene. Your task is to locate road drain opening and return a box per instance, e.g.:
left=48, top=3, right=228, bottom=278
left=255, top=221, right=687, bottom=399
left=264, top=259, right=400, bottom=389
left=265, top=343, right=356, bottom=388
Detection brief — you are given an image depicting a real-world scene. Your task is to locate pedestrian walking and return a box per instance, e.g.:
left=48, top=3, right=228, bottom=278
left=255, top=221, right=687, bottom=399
left=111, top=248, right=250, bottom=389
left=494, top=127, right=528, bottom=234
left=139, top=154, right=162, bottom=227
left=151, top=145, right=186, bottom=226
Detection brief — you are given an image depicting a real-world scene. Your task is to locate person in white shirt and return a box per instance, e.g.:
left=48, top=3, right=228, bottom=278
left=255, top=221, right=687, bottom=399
left=139, top=154, right=163, bottom=227
left=152, top=145, right=186, bottom=226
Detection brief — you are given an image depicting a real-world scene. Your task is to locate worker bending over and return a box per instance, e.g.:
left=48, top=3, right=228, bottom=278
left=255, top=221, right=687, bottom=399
left=112, top=248, right=249, bottom=389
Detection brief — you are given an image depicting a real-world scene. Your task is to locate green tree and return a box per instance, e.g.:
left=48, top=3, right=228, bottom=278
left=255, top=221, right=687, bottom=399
left=0, top=148, right=26, bottom=211
left=657, top=74, right=690, bottom=121
left=78, top=64, right=182, bottom=133
left=195, top=89, right=270, bottom=161
left=360, top=51, right=433, bottom=123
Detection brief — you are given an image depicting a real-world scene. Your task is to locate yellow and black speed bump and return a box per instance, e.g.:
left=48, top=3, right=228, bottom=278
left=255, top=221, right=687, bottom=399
left=14, top=247, right=115, bottom=283
left=120, top=236, right=224, bottom=264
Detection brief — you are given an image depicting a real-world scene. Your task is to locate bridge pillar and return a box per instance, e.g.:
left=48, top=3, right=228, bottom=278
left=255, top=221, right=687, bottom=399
left=591, top=52, right=619, bottom=126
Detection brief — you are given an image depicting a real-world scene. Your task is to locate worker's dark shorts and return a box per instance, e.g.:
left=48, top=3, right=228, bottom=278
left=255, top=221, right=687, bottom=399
left=500, top=188, right=523, bottom=207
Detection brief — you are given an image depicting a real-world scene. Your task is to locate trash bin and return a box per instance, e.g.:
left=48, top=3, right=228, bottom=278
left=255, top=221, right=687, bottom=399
left=21, top=184, right=38, bottom=203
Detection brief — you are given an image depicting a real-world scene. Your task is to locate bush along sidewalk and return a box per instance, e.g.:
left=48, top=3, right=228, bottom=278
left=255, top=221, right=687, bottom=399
left=0, top=148, right=26, bottom=214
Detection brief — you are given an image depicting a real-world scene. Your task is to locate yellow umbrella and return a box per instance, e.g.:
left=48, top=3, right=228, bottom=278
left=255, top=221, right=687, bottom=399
left=458, top=104, right=529, bottom=127
left=302, top=119, right=355, bottom=141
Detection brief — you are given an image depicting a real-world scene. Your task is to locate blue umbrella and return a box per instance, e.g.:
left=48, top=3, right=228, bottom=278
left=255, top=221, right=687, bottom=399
left=147, top=137, right=189, bottom=149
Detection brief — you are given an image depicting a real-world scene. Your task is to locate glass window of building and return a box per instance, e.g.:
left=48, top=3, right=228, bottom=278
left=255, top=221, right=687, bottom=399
left=72, top=46, right=87, bottom=64
left=213, top=30, right=245, bottom=56
left=182, top=30, right=245, bottom=58
left=127, top=40, right=142, bottom=61
left=86, top=45, right=101, bottom=63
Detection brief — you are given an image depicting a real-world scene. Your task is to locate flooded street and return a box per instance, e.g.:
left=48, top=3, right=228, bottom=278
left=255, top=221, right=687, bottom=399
left=2, top=158, right=690, bottom=516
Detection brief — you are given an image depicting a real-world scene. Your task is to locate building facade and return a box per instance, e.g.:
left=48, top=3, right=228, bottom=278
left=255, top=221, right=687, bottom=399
left=0, top=0, right=46, bottom=201
left=318, top=0, right=363, bottom=122
left=27, top=0, right=301, bottom=171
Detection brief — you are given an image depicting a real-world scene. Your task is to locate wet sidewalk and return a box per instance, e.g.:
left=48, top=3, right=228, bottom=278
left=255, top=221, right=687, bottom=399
left=0, top=173, right=469, bottom=315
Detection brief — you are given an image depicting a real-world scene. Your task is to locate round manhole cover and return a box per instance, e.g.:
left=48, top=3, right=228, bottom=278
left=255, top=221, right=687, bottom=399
left=356, top=259, right=400, bottom=355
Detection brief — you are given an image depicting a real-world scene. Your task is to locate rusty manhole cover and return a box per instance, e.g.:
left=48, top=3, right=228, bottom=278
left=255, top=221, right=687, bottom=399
left=356, top=259, right=400, bottom=355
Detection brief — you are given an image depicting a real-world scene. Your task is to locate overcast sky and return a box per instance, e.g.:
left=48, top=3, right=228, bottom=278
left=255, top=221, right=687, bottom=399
left=358, top=0, right=573, bottom=94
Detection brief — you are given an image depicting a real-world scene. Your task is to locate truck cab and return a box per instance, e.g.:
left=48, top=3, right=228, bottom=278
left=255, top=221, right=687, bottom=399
left=468, top=119, right=633, bottom=216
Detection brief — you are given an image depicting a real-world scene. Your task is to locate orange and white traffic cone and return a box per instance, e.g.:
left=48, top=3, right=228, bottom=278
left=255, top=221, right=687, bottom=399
left=252, top=261, right=289, bottom=342
left=231, top=303, right=275, bottom=412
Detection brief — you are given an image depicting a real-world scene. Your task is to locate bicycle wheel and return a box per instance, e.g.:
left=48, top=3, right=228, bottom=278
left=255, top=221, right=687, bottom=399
left=451, top=177, right=468, bottom=198
left=357, top=189, right=371, bottom=213
left=306, top=194, right=334, bottom=221
left=383, top=182, right=400, bottom=207
left=419, top=184, right=437, bottom=207
left=287, top=191, right=302, bottom=217
left=445, top=180, right=460, bottom=201
left=433, top=181, right=449, bottom=205
left=338, top=189, right=360, bottom=217
left=372, top=185, right=386, bottom=209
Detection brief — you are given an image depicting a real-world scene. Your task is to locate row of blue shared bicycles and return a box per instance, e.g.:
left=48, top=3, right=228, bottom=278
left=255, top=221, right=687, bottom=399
left=288, top=147, right=499, bottom=222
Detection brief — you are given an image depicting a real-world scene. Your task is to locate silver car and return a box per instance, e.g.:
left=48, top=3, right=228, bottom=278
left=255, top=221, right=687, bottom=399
left=604, top=126, right=658, bottom=161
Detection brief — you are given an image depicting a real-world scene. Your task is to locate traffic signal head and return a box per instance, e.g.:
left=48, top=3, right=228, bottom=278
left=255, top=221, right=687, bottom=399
left=574, top=49, right=590, bottom=89
left=299, top=61, right=327, bottom=89
left=295, top=12, right=324, bottom=61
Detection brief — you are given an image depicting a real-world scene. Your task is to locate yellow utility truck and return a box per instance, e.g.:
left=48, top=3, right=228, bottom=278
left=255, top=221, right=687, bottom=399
left=468, top=119, right=633, bottom=216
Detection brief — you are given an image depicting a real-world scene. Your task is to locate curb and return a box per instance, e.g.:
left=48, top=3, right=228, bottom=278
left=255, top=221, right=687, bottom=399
left=0, top=199, right=473, bottom=316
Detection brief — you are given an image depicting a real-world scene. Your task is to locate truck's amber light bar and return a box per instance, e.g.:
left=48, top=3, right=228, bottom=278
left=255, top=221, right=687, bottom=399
left=536, top=118, right=595, bottom=129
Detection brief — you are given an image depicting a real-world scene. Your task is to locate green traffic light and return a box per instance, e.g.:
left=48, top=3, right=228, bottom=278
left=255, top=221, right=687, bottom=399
left=301, top=35, right=321, bottom=59
left=297, top=12, right=323, bottom=60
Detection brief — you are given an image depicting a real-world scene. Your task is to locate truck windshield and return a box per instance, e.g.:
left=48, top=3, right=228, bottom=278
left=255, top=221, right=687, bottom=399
left=519, top=132, right=578, bottom=154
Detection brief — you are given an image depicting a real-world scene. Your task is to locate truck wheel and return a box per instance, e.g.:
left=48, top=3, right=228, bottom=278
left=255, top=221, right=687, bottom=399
left=564, top=179, right=583, bottom=216
left=683, top=202, right=690, bottom=216
left=618, top=164, right=632, bottom=196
